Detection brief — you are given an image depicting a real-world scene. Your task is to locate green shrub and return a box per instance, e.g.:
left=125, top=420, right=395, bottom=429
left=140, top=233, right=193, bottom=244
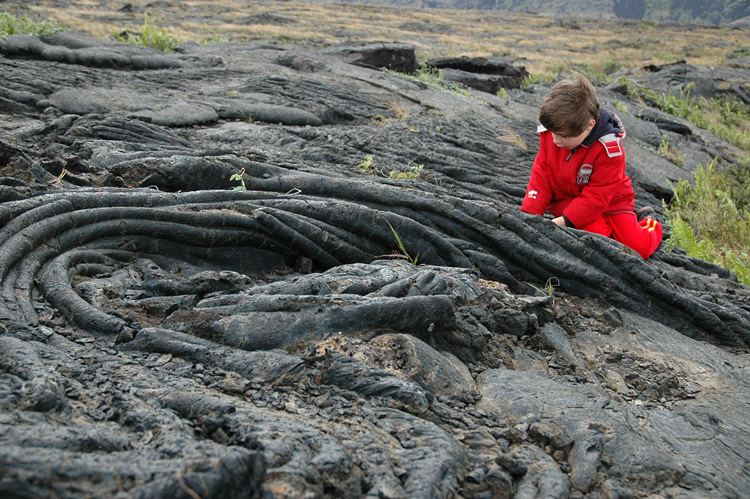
left=666, top=159, right=750, bottom=285
left=727, top=154, right=750, bottom=212
left=0, top=12, right=58, bottom=39
left=630, top=83, right=750, bottom=151
left=112, top=12, right=181, bottom=53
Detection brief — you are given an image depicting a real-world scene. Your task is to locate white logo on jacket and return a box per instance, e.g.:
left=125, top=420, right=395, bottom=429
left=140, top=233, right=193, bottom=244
left=528, top=190, right=538, bottom=199
left=576, top=164, right=593, bottom=185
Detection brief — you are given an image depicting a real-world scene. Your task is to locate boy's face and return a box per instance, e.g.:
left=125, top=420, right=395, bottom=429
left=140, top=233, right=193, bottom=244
left=550, top=118, right=596, bottom=150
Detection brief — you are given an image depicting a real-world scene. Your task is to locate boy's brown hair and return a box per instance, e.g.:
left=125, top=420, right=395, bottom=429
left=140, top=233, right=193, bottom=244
left=539, top=73, right=599, bottom=135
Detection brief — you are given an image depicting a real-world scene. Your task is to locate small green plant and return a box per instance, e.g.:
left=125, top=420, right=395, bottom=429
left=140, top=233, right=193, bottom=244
left=446, top=82, right=472, bottom=97
left=358, top=156, right=423, bottom=180
left=357, top=155, right=376, bottom=175
left=202, top=25, right=228, bottom=44
left=657, top=135, right=685, bottom=166
left=615, top=75, right=638, bottom=94
left=544, top=62, right=569, bottom=75
left=665, top=159, right=750, bottom=285
left=388, top=67, right=473, bottom=98
left=630, top=137, right=655, bottom=154
left=112, top=12, right=181, bottom=53
left=529, top=277, right=559, bottom=297
left=575, top=65, right=612, bottom=86
left=389, top=164, right=423, bottom=180
left=385, top=220, right=418, bottom=265
left=273, top=34, right=306, bottom=45
left=521, top=71, right=558, bottom=88
left=612, top=100, right=628, bottom=115
left=0, top=12, right=59, bottom=39
left=496, top=87, right=509, bottom=99
left=602, top=58, right=621, bottom=75
left=521, top=73, right=538, bottom=88
left=230, top=168, right=246, bottom=191
left=727, top=47, right=750, bottom=59
left=412, top=66, right=444, bottom=87
left=656, top=135, right=670, bottom=156
left=371, top=114, right=388, bottom=126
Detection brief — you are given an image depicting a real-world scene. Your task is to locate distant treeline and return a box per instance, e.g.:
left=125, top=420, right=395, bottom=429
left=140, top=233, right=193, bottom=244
left=640, top=0, right=750, bottom=24
left=314, top=0, right=750, bottom=25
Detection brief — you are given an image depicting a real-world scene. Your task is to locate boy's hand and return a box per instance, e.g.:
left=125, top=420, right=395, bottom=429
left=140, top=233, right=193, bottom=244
left=552, top=216, right=566, bottom=227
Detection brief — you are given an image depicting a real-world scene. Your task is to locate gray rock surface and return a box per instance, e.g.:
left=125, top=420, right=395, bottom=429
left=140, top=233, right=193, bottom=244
left=0, top=32, right=749, bottom=498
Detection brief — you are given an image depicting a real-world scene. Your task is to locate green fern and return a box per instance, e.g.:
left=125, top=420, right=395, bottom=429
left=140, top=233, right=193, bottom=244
left=667, top=212, right=713, bottom=258
left=725, top=250, right=750, bottom=286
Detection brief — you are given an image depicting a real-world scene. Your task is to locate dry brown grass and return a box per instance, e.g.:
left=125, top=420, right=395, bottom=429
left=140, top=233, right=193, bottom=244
left=8, top=0, right=748, bottom=73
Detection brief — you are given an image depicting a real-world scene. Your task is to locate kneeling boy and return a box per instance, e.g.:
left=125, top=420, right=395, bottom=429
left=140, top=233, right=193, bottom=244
left=521, top=73, right=662, bottom=258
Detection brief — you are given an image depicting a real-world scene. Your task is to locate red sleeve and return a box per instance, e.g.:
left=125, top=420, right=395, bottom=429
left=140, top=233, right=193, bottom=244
left=521, top=134, right=553, bottom=216
left=562, top=143, right=627, bottom=228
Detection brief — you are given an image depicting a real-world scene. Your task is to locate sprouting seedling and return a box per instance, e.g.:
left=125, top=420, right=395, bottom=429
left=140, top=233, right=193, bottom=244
left=385, top=220, right=419, bottom=265
left=529, top=277, right=559, bottom=297
left=230, top=168, right=246, bottom=191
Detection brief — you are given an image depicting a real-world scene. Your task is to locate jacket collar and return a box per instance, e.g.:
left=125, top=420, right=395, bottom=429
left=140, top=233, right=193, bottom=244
left=581, top=108, right=624, bottom=147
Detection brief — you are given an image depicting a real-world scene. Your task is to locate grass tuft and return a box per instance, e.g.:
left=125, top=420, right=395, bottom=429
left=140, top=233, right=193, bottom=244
left=385, top=220, right=419, bottom=265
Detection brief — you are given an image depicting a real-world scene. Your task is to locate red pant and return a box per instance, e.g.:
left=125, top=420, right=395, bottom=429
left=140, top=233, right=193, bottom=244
left=578, top=212, right=663, bottom=258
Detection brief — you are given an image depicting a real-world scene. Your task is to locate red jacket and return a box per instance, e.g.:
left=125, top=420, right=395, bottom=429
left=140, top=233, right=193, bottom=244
left=521, top=109, right=635, bottom=229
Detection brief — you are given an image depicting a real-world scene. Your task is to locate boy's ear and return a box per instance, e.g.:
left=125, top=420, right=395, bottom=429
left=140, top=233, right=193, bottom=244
left=586, top=118, right=596, bottom=132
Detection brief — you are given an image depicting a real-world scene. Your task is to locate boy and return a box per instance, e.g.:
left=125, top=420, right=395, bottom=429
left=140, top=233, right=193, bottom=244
left=520, top=73, right=663, bottom=258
